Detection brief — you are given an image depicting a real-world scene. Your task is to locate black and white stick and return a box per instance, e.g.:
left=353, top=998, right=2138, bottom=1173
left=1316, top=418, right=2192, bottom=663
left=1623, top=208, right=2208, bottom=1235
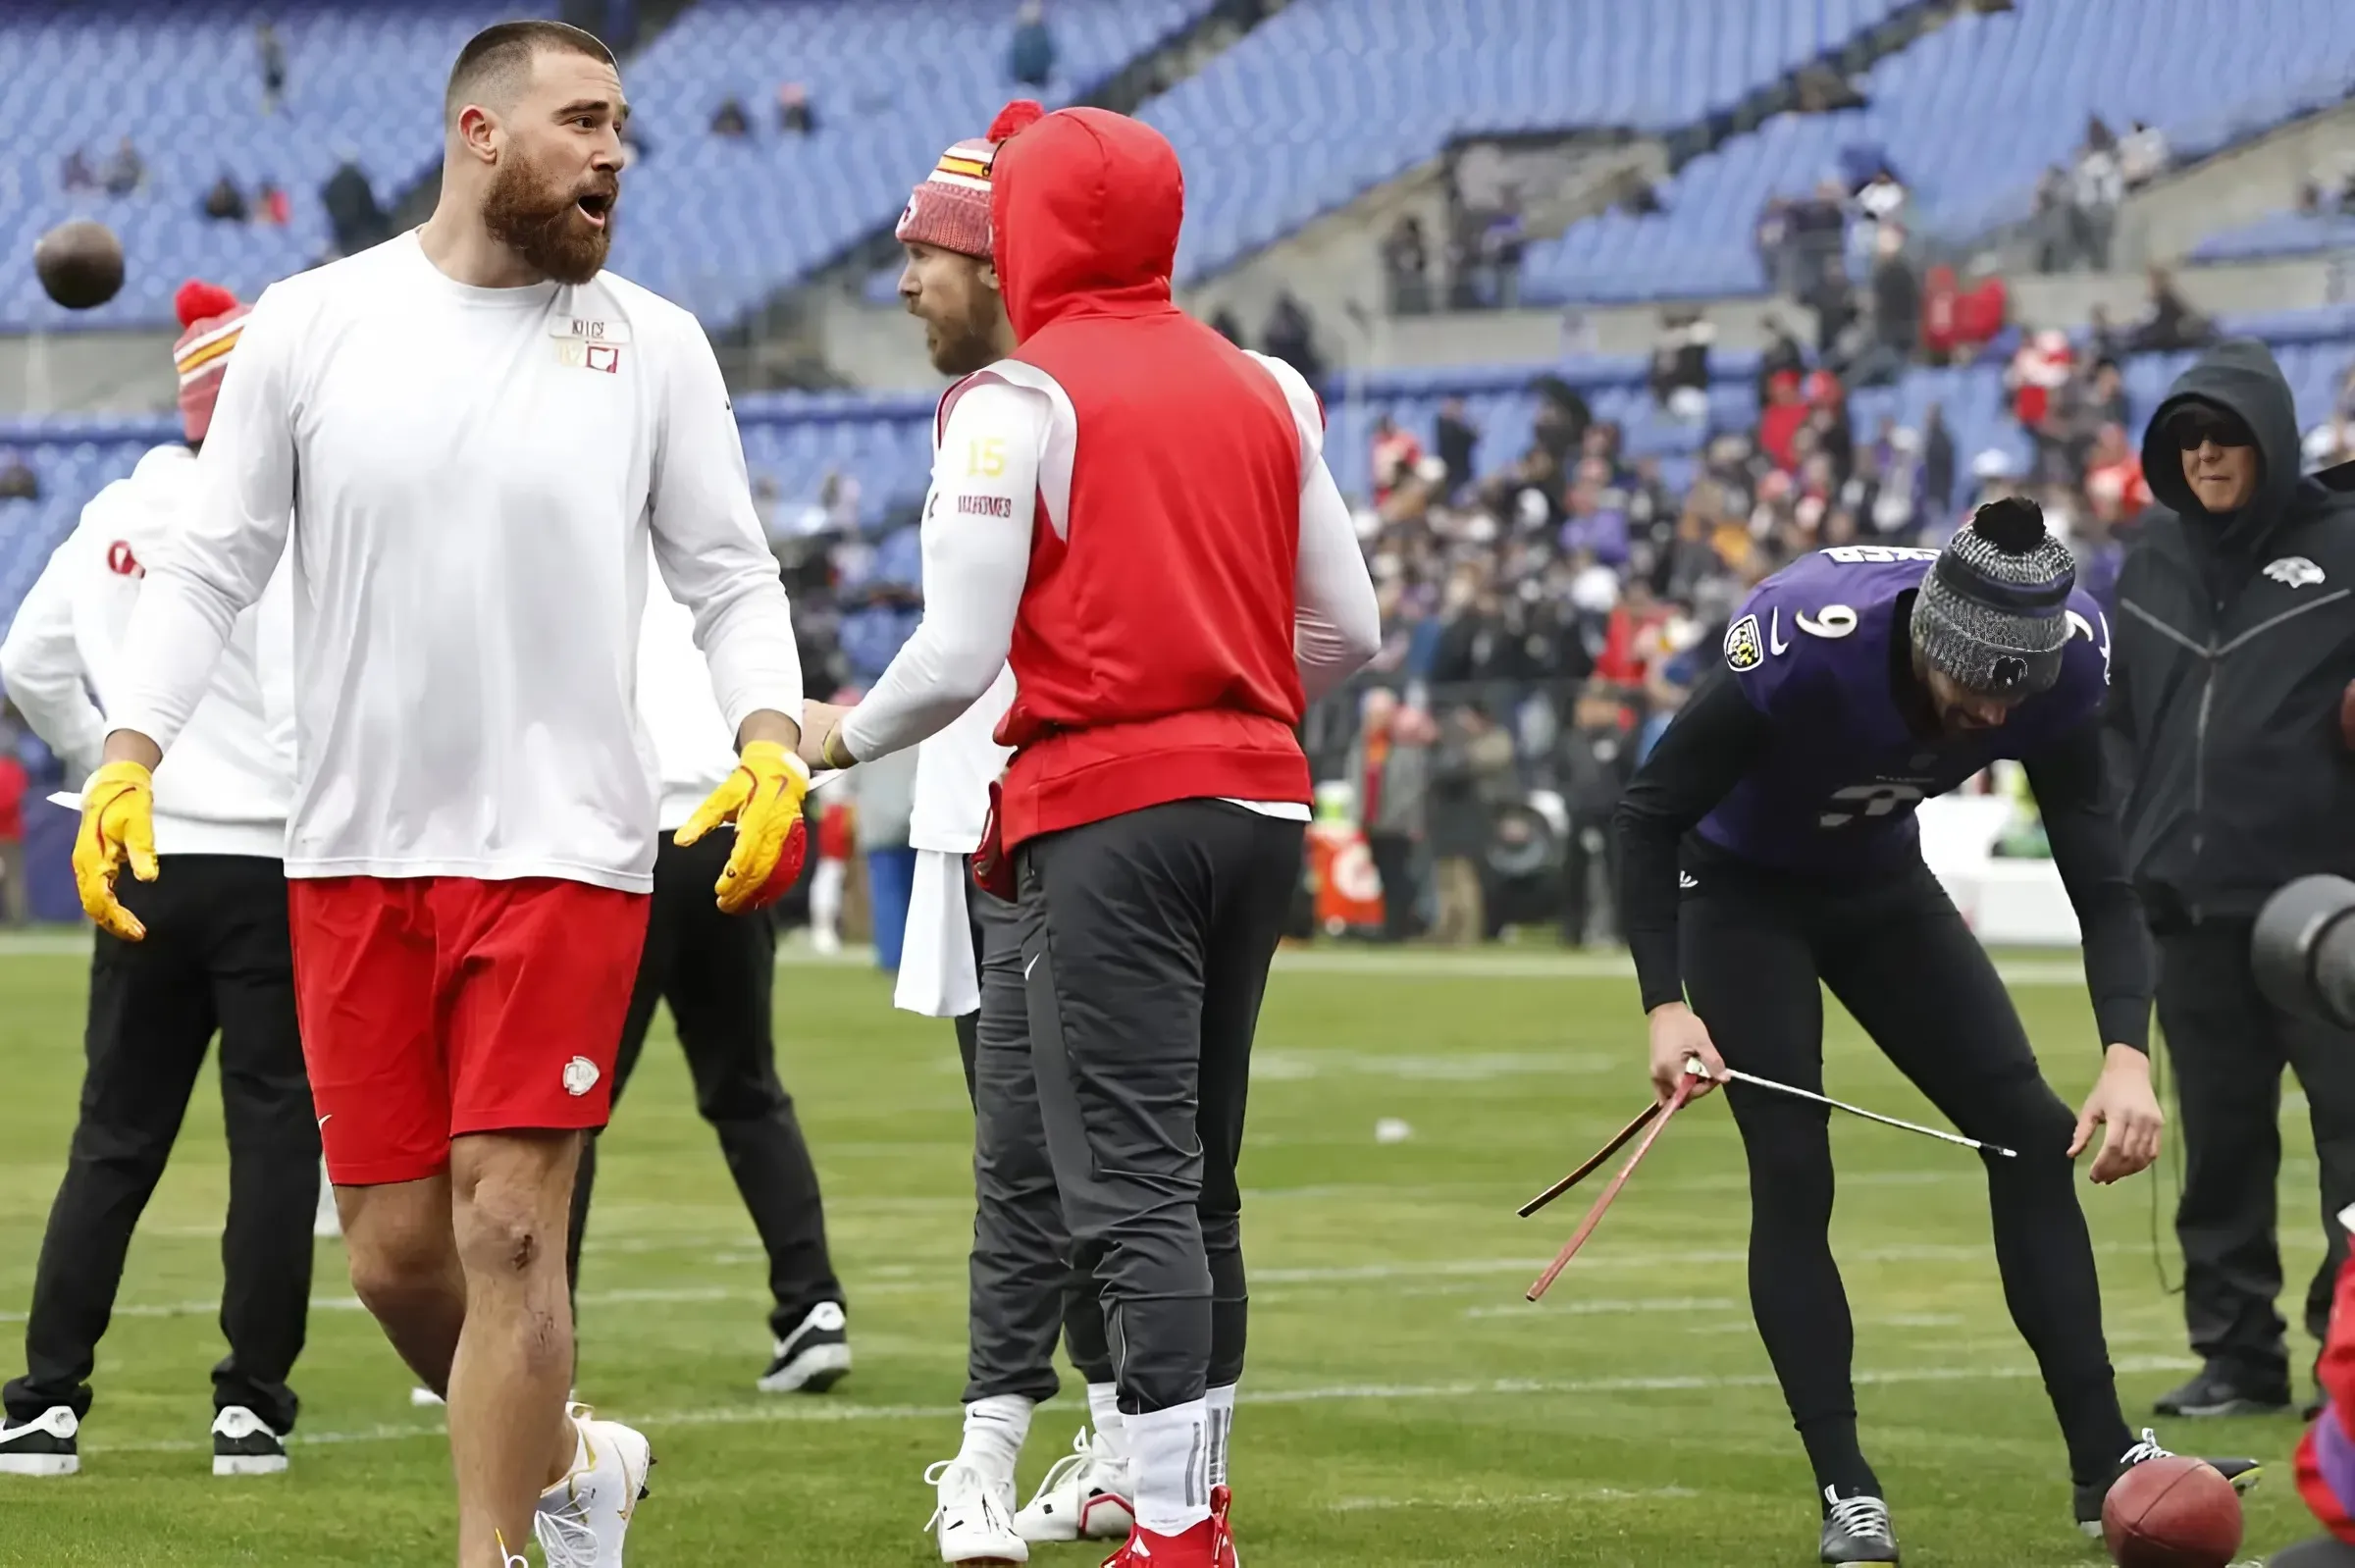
left=1687, top=1057, right=2015, bottom=1159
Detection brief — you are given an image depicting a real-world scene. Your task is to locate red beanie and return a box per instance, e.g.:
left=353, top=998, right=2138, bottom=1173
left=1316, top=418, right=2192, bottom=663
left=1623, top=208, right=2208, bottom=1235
left=893, top=99, right=1044, bottom=260
left=173, top=279, right=249, bottom=444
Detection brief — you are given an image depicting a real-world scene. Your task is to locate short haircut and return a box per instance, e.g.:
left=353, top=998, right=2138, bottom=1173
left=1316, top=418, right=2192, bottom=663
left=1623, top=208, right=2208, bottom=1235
left=445, top=20, right=614, bottom=126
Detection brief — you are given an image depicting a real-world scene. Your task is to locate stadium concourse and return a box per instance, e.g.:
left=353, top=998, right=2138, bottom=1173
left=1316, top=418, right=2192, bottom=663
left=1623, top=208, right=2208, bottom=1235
left=4, top=0, right=2355, bottom=1563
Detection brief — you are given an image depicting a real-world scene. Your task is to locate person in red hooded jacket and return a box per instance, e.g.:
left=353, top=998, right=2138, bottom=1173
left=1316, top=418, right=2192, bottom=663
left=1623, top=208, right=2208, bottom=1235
left=800, top=101, right=1381, bottom=1568
left=2284, top=1217, right=2355, bottom=1565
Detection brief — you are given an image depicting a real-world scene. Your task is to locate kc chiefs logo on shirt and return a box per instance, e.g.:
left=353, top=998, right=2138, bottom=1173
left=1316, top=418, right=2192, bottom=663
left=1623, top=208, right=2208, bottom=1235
left=550, top=316, right=628, bottom=374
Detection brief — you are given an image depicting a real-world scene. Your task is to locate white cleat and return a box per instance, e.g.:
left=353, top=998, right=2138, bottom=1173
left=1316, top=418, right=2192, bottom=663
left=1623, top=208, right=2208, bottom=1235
left=211, top=1405, right=288, bottom=1476
left=1015, top=1428, right=1134, bottom=1542
left=925, top=1460, right=1028, bottom=1564
left=0, top=1405, right=78, bottom=1477
left=535, top=1403, right=653, bottom=1566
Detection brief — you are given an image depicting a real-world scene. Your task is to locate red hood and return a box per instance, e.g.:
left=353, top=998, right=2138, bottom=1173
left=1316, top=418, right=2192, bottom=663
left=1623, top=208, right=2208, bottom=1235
left=990, top=106, right=1181, bottom=340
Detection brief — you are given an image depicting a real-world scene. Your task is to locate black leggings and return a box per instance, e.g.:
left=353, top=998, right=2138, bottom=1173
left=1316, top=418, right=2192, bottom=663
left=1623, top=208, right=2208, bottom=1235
left=1680, top=851, right=2131, bottom=1490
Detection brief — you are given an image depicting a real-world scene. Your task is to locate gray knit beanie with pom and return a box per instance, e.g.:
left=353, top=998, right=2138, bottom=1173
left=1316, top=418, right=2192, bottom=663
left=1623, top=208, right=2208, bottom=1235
left=1910, top=497, right=2077, bottom=699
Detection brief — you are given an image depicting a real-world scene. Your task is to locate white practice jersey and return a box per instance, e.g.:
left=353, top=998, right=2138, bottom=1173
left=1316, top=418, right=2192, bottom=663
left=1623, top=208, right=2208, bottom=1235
left=0, top=444, right=294, bottom=857
left=907, top=665, right=1014, bottom=856
left=104, top=233, right=803, bottom=892
left=635, top=551, right=738, bottom=833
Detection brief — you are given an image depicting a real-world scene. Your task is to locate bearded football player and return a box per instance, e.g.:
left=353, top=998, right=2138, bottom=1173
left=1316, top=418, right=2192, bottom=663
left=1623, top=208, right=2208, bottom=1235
left=1613, top=498, right=2257, bottom=1562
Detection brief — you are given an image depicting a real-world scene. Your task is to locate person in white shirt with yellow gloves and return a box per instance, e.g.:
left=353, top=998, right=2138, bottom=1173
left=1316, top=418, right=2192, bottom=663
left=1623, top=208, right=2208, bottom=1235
left=0, top=280, right=316, bottom=1482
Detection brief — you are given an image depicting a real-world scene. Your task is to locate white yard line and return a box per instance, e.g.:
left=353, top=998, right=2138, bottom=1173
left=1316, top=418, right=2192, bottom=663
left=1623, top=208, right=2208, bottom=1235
left=0, top=931, right=2089, bottom=984
left=79, top=1354, right=2199, bottom=1456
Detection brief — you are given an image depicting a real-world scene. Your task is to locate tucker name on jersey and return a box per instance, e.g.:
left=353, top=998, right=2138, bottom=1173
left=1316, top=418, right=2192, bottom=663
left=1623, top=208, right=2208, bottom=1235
left=1699, top=546, right=2111, bottom=876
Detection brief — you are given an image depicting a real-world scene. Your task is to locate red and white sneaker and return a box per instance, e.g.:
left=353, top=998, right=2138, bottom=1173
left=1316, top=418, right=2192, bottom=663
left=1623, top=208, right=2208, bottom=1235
left=1098, top=1486, right=1237, bottom=1568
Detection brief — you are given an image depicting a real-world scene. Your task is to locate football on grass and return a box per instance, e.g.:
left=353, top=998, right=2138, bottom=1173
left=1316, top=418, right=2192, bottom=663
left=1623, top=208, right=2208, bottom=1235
left=2101, top=1455, right=2242, bottom=1568
left=33, top=219, right=125, bottom=310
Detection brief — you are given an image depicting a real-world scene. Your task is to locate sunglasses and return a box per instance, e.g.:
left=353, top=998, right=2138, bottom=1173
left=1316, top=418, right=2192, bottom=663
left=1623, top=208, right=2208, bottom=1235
left=2167, top=408, right=2254, bottom=451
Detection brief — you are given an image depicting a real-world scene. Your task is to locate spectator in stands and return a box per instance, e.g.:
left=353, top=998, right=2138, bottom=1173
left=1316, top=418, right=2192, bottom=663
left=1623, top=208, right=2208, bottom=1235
left=1923, top=402, right=1958, bottom=522
left=1349, top=688, right=1429, bottom=943
left=0, top=744, right=24, bottom=926
left=2087, top=357, right=2130, bottom=431
left=1435, top=398, right=1478, bottom=497
left=100, top=137, right=144, bottom=197
left=1759, top=371, right=1807, bottom=473
left=202, top=173, right=249, bottom=224
left=1786, top=180, right=1849, bottom=299
left=254, top=180, right=290, bottom=227
left=1648, top=311, right=1712, bottom=422
left=1370, top=416, right=1424, bottom=508
left=2086, top=303, right=2126, bottom=366
left=2069, top=131, right=2125, bottom=272
left=61, top=147, right=94, bottom=193
left=1531, top=375, right=1590, bottom=465
left=1428, top=705, right=1512, bottom=946
left=1805, top=368, right=1854, bottom=480
left=1381, top=215, right=1431, bottom=315
left=2031, top=165, right=2071, bottom=273
left=1756, top=313, right=1806, bottom=402
left=2131, top=267, right=2215, bottom=353
left=1208, top=307, right=1242, bottom=345
left=2008, top=328, right=2074, bottom=475
left=1856, top=224, right=1919, bottom=385
left=257, top=21, right=288, bottom=113
left=1560, top=684, right=1634, bottom=946
left=1755, top=195, right=1797, bottom=297
left=2084, top=422, right=2153, bottom=527
left=1479, top=191, right=1527, bottom=310
left=321, top=156, right=387, bottom=257
left=777, top=81, right=816, bottom=135
left=1262, top=289, right=1324, bottom=386
left=711, top=96, right=750, bottom=137
left=0, top=450, right=37, bottom=501
left=2120, top=120, right=2170, bottom=190
left=1008, top=0, right=1057, bottom=88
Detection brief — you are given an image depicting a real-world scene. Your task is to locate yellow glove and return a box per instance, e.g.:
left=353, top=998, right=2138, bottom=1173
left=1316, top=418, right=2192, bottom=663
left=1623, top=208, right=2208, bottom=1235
left=676, top=741, right=812, bottom=914
left=73, top=759, right=160, bottom=941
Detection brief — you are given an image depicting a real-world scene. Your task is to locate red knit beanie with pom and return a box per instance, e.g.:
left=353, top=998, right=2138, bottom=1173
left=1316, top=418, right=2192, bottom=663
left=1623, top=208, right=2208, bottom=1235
left=893, top=99, right=1043, bottom=260
left=172, top=279, right=250, bottom=444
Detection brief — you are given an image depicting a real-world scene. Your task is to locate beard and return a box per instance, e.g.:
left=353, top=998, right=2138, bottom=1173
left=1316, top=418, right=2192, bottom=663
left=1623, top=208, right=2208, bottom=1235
left=481, top=146, right=616, bottom=286
left=925, top=287, right=1005, bottom=377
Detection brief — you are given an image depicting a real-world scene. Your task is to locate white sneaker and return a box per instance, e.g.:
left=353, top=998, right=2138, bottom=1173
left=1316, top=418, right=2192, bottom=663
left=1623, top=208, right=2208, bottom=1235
left=758, top=1300, right=852, bottom=1393
left=0, top=1405, right=78, bottom=1476
left=925, top=1460, right=1028, bottom=1564
left=211, top=1405, right=288, bottom=1476
left=1015, top=1428, right=1134, bottom=1542
left=535, top=1403, right=653, bottom=1566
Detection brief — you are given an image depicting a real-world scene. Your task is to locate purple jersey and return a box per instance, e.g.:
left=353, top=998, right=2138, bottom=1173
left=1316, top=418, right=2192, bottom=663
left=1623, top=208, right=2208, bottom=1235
left=1696, top=545, right=2113, bottom=876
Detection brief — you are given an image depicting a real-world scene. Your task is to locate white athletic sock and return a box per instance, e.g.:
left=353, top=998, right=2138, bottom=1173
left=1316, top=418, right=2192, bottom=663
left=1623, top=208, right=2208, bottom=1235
left=952, top=1394, right=1033, bottom=1488
left=1085, top=1382, right=1127, bottom=1462
left=1126, top=1399, right=1212, bottom=1536
left=1205, top=1382, right=1236, bottom=1489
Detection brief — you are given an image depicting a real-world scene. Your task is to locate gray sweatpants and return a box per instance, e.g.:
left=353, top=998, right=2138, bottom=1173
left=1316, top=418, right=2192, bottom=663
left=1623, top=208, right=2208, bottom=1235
left=1018, top=800, right=1303, bottom=1414
left=956, top=871, right=1113, bottom=1403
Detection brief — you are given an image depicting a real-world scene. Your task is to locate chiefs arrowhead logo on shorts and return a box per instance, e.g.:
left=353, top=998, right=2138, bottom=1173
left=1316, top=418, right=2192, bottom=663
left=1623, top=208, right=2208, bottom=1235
left=561, top=1056, right=601, bottom=1097
left=1723, top=612, right=1764, bottom=672
left=2265, top=555, right=2326, bottom=588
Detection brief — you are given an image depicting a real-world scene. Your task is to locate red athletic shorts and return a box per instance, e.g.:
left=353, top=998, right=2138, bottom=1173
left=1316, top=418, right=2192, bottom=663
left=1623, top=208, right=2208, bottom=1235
left=289, top=876, right=652, bottom=1185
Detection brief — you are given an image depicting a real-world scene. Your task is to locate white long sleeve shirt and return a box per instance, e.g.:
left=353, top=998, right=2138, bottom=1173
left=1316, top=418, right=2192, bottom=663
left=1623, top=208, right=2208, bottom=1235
left=635, top=554, right=739, bottom=833
left=0, top=444, right=294, bottom=858
left=908, top=665, right=1015, bottom=856
left=840, top=351, right=1379, bottom=788
left=103, top=234, right=803, bottom=892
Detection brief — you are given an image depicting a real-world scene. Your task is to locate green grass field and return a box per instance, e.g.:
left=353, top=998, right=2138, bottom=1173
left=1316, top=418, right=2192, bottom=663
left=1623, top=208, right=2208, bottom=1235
left=0, top=937, right=2324, bottom=1565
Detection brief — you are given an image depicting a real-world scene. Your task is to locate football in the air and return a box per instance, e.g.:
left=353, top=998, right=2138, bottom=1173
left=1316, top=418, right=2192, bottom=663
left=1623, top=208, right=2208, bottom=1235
left=2101, top=1455, right=2242, bottom=1568
left=33, top=218, right=126, bottom=310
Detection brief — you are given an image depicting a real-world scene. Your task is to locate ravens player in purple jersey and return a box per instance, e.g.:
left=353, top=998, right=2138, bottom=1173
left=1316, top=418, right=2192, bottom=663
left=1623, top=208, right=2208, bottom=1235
left=1614, top=498, right=2257, bottom=1562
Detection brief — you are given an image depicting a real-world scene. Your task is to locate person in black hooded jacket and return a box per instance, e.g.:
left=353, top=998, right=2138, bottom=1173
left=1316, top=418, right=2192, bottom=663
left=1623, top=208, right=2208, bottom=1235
left=2109, top=336, right=2355, bottom=1421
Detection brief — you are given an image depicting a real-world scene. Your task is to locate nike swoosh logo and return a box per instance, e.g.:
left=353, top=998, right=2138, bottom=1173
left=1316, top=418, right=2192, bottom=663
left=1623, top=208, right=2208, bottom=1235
left=316, top=1114, right=332, bottom=1129
left=1769, top=608, right=1788, bottom=655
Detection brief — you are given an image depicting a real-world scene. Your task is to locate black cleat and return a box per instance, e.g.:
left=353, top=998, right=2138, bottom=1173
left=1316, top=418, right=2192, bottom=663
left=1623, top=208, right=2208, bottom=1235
left=1819, top=1486, right=1899, bottom=1563
left=2153, top=1364, right=2290, bottom=1418
left=2072, top=1429, right=2261, bottom=1537
left=211, top=1405, right=287, bottom=1476
left=0, top=1406, right=78, bottom=1477
left=758, top=1300, right=851, bottom=1393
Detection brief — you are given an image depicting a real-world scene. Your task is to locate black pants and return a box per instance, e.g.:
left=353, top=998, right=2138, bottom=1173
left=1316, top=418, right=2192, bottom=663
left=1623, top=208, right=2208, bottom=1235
left=1367, top=830, right=1418, bottom=942
left=2157, top=920, right=2355, bottom=1385
left=954, top=869, right=1112, bottom=1403
left=4, top=856, right=316, bottom=1433
left=1681, top=851, right=2130, bottom=1489
left=566, top=831, right=841, bottom=1336
left=1019, top=800, right=1303, bottom=1415
left=1561, top=809, right=1619, bottom=945
left=2276, top=1539, right=2355, bottom=1567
